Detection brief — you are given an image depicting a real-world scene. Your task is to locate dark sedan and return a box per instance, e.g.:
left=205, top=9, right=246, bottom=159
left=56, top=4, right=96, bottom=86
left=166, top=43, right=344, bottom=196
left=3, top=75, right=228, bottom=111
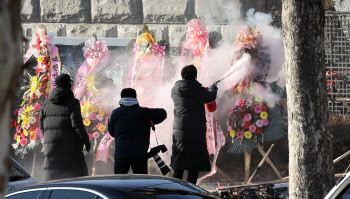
left=6, top=175, right=220, bottom=199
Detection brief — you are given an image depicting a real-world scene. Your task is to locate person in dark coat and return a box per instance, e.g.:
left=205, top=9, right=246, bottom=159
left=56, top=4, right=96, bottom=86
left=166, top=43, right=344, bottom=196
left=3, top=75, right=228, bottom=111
left=108, top=88, right=167, bottom=174
left=171, top=65, right=218, bottom=184
left=39, top=74, right=91, bottom=181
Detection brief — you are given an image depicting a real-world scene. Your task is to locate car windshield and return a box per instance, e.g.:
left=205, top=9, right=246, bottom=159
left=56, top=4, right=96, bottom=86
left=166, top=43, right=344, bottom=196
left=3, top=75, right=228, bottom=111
left=9, top=159, right=29, bottom=181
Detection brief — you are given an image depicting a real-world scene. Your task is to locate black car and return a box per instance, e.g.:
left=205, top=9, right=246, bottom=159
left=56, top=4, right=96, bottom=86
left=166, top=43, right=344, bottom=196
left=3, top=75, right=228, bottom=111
left=6, top=175, right=220, bottom=199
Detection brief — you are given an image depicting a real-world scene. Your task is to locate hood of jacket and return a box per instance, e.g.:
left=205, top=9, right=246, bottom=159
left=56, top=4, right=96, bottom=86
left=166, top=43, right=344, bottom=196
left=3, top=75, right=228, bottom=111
left=48, top=88, right=74, bottom=105
left=173, top=80, right=202, bottom=97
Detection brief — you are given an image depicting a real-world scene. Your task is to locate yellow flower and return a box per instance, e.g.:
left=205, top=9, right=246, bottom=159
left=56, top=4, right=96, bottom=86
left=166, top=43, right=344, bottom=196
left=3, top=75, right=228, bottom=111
left=37, top=57, right=44, bottom=63
left=16, top=136, right=20, bottom=142
left=98, top=124, right=106, bottom=132
left=30, top=76, right=42, bottom=92
left=25, top=105, right=33, bottom=112
left=244, top=131, right=252, bottom=139
left=30, top=131, right=36, bottom=135
left=98, top=110, right=105, bottom=116
left=87, top=75, right=96, bottom=91
left=237, top=86, right=242, bottom=93
left=260, top=111, right=268, bottom=119
left=45, top=86, right=50, bottom=94
left=255, top=97, right=262, bottom=102
left=23, top=129, right=29, bottom=136
left=230, top=130, right=235, bottom=138
left=91, top=106, right=98, bottom=113
left=83, top=118, right=91, bottom=126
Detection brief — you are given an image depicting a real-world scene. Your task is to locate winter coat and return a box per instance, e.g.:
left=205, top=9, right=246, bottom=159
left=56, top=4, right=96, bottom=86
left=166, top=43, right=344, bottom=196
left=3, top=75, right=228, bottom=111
left=108, top=104, right=167, bottom=160
left=39, top=88, right=90, bottom=181
left=171, top=80, right=218, bottom=171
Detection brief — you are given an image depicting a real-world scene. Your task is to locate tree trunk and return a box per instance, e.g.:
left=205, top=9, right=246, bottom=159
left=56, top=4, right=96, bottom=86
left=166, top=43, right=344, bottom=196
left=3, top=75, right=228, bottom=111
left=282, top=0, right=334, bottom=198
left=0, top=0, right=22, bottom=197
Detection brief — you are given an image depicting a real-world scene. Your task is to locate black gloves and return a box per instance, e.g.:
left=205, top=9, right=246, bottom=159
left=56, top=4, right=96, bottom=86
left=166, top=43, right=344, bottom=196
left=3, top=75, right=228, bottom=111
left=85, top=141, right=91, bottom=152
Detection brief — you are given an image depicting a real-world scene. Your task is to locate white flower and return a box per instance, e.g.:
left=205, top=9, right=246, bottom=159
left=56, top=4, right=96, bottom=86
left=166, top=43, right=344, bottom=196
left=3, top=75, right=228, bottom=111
left=29, top=117, right=36, bottom=124
left=27, top=140, right=36, bottom=149
left=12, top=142, right=19, bottom=150
left=246, top=99, right=252, bottom=107
left=96, top=114, right=103, bottom=121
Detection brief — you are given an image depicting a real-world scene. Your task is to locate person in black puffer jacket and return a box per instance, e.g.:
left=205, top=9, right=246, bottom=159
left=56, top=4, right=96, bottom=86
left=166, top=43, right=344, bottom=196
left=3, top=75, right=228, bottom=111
left=108, top=88, right=167, bottom=174
left=39, top=74, right=91, bottom=181
left=171, top=65, right=218, bottom=184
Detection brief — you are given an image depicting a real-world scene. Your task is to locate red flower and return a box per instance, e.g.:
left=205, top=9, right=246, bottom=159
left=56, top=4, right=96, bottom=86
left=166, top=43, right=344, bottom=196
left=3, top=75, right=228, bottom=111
left=30, top=133, right=37, bottom=141
left=88, top=134, right=93, bottom=140
left=14, top=132, right=19, bottom=140
left=244, top=121, right=251, bottom=129
left=262, top=103, right=269, bottom=112
left=255, top=128, right=263, bottom=136
left=10, top=119, right=17, bottom=129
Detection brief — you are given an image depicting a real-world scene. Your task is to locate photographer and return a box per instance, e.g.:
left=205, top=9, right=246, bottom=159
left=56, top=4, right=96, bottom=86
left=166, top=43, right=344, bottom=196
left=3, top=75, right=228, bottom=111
left=108, top=88, right=167, bottom=174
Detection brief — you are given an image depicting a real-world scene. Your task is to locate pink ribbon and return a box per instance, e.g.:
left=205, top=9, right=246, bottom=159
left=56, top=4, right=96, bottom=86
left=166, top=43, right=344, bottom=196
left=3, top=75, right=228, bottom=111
left=96, top=133, right=115, bottom=163
left=73, top=38, right=110, bottom=99
left=49, top=45, right=61, bottom=89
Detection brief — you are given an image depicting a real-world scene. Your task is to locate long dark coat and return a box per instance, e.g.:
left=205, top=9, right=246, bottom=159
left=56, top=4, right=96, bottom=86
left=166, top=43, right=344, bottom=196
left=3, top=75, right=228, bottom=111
left=171, top=80, right=218, bottom=171
left=108, top=105, right=167, bottom=160
left=39, top=88, right=90, bottom=181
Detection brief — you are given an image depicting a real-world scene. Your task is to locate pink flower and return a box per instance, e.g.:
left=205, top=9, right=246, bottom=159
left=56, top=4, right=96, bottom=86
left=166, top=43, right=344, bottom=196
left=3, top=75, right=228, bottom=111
left=236, top=98, right=245, bottom=106
left=35, top=127, right=42, bottom=135
left=256, top=119, right=263, bottom=127
left=13, top=109, right=18, bottom=116
left=237, top=131, right=244, bottom=138
left=16, top=125, right=21, bottom=132
left=90, top=113, right=97, bottom=120
left=93, top=132, right=100, bottom=139
left=254, top=105, right=262, bottom=113
left=96, top=114, right=103, bottom=121
left=244, top=113, right=252, bottom=121
left=20, top=138, right=28, bottom=147
left=262, top=119, right=269, bottom=126
left=24, top=123, right=30, bottom=129
left=105, top=117, right=109, bottom=124
left=88, top=134, right=93, bottom=140
left=33, top=103, right=42, bottom=112
left=249, top=125, right=257, bottom=133
left=246, top=99, right=252, bottom=107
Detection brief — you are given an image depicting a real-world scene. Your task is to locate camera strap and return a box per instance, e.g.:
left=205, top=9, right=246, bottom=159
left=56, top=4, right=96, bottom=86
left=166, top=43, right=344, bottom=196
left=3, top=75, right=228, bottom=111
left=145, top=108, right=159, bottom=146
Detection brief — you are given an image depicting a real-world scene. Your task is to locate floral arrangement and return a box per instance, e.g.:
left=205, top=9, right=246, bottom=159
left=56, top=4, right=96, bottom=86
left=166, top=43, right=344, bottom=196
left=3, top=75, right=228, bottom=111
left=133, top=33, right=165, bottom=60
left=80, top=95, right=112, bottom=153
left=12, top=29, right=58, bottom=157
left=227, top=80, right=269, bottom=144
left=184, top=19, right=209, bottom=56
left=236, top=26, right=262, bottom=50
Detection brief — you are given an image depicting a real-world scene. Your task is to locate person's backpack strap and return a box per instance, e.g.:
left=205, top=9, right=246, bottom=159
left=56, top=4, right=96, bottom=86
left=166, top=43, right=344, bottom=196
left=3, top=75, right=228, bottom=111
left=145, top=108, right=155, bottom=131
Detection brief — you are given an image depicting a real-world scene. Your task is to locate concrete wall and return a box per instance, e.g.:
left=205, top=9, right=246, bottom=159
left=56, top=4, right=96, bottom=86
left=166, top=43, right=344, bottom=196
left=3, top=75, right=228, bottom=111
left=20, top=0, right=262, bottom=50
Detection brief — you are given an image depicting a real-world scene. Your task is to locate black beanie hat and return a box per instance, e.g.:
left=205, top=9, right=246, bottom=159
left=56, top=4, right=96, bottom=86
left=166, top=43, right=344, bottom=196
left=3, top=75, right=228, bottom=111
left=55, top=74, right=72, bottom=89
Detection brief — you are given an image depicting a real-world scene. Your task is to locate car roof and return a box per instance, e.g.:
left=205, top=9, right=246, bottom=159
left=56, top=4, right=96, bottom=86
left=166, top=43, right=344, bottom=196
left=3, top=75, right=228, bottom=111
left=9, top=175, right=217, bottom=198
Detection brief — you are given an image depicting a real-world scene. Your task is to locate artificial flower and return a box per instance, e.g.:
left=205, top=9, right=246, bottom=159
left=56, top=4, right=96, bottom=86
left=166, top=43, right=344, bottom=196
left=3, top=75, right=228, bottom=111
left=262, top=119, right=269, bottom=126
left=30, top=133, right=37, bottom=141
left=96, top=114, right=103, bottom=121
left=16, top=135, right=20, bottom=142
left=23, top=129, right=29, bottom=136
left=244, top=114, right=252, bottom=121
left=237, top=86, right=242, bottom=93
left=83, top=118, right=91, bottom=126
left=230, top=130, right=236, bottom=138
left=93, top=132, right=100, bottom=139
left=33, top=103, right=42, bottom=111
left=254, top=105, right=262, bottom=113
left=14, top=109, right=18, bottom=116
left=236, top=131, right=244, bottom=138
left=20, top=138, right=28, bottom=146
left=91, top=106, right=98, bottom=113
left=236, top=98, right=245, bottom=106
left=29, top=117, right=36, bottom=124
left=260, top=111, right=268, bottom=119
left=244, top=131, right=252, bottom=139
left=98, top=110, right=105, bottom=116
left=249, top=125, right=257, bottom=133
left=98, top=124, right=106, bottom=132
left=37, top=57, right=44, bottom=63
left=88, top=134, right=93, bottom=141
left=246, top=99, right=252, bottom=107
left=90, top=113, right=97, bottom=120
left=244, top=121, right=251, bottom=129
left=256, top=119, right=263, bottom=127
left=262, top=103, right=269, bottom=111
left=255, top=97, right=262, bottom=102
left=255, top=128, right=263, bottom=136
